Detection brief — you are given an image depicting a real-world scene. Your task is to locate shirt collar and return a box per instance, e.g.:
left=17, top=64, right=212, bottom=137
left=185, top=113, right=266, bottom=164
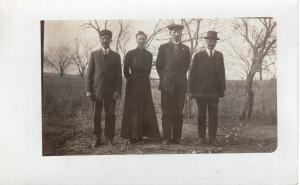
left=136, top=46, right=145, bottom=50
left=169, top=39, right=181, bottom=45
left=206, top=48, right=215, bottom=56
left=101, top=47, right=110, bottom=55
left=172, top=40, right=180, bottom=45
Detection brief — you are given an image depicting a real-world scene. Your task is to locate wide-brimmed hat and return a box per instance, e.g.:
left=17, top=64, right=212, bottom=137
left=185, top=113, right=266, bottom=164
left=167, top=24, right=184, bottom=31
left=204, top=30, right=220, bottom=40
left=100, top=29, right=112, bottom=38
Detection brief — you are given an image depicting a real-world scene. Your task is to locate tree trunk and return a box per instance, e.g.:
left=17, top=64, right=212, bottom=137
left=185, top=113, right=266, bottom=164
left=241, top=72, right=255, bottom=125
left=59, top=68, right=64, bottom=77
left=184, top=94, right=192, bottom=120
left=184, top=63, right=193, bottom=121
left=259, top=68, right=263, bottom=80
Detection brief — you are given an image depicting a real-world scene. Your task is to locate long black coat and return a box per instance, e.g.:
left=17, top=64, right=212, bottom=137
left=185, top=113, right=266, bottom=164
left=120, top=48, right=160, bottom=140
left=189, top=50, right=226, bottom=97
left=156, top=42, right=191, bottom=95
left=86, top=49, right=122, bottom=101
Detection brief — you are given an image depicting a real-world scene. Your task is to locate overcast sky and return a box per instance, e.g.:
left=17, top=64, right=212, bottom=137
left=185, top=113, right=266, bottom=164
left=43, top=19, right=276, bottom=80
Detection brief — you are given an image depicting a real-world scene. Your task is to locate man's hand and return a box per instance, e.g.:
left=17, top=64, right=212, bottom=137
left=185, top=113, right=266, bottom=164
left=187, top=92, right=195, bottom=99
left=113, top=92, right=120, bottom=100
left=86, top=91, right=94, bottom=101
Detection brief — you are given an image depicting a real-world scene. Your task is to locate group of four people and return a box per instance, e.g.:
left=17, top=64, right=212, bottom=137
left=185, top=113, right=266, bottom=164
left=86, top=24, right=226, bottom=148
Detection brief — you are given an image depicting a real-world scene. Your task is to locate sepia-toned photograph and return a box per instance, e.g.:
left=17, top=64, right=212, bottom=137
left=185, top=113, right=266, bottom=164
left=41, top=18, right=277, bottom=156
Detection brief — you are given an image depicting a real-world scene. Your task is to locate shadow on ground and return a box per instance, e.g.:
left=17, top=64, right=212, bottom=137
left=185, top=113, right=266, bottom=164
left=42, top=114, right=276, bottom=156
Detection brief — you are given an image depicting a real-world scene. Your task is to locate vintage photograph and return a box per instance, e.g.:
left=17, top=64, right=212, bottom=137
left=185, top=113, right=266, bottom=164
left=42, top=18, right=277, bottom=156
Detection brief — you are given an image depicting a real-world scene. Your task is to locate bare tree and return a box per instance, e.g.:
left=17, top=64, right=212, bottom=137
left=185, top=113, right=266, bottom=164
left=70, top=38, right=92, bottom=77
left=79, top=20, right=108, bottom=42
left=79, top=20, right=131, bottom=58
left=145, top=19, right=168, bottom=49
left=44, top=45, right=72, bottom=77
left=115, top=20, right=131, bottom=56
left=231, top=17, right=277, bottom=124
left=182, top=18, right=204, bottom=56
left=180, top=18, right=205, bottom=120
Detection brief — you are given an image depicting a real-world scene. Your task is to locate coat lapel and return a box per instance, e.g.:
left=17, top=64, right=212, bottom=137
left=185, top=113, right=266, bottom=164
left=96, top=49, right=108, bottom=74
left=176, top=43, right=185, bottom=57
left=100, top=49, right=106, bottom=65
left=167, top=42, right=185, bottom=63
left=167, top=42, right=176, bottom=61
left=202, top=50, right=211, bottom=67
left=206, top=49, right=218, bottom=63
left=95, top=49, right=104, bottom=64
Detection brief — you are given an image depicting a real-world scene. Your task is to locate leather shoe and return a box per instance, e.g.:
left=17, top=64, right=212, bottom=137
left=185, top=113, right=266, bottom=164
left=208, top=138, right=218, bottom=146
left=94, top=138, right=103, bottom=148
left=162, top=139, right=172, bottom=145
left=173, top=139, right=181, bottom=145
left=106, top=137, right=114, bottom=145
left=198, top=138, right=207, bottom=145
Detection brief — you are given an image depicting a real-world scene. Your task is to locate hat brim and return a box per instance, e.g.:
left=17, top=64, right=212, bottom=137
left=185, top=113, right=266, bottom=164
left=100, top=34, right=112, bottom=38
left=167, top=26, right=184, bottom=30
left=204, top=37, right=220, bottom=40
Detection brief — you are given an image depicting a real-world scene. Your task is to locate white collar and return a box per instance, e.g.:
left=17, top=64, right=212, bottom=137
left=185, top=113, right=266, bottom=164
left=170, top=39, right=181, bottom=45
left=101, top=47, right=110, bottom=54
left=206, top=48, right=215, bottom=56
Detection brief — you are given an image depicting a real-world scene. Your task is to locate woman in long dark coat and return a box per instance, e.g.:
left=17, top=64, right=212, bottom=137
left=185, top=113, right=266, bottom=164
left=121, top=31, right=160, bottom=143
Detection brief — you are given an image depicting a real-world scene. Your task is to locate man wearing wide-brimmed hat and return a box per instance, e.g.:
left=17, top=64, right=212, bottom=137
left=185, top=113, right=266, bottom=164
left=86, top=29, right=122, bottom=147
left=156, top=24, right=191, bottom=145
left=189, top=30, right=226, bottom=146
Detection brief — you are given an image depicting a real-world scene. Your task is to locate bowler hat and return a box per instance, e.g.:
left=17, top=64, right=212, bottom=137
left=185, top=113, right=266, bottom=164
left=100, top=29, right=112, bottom=38
left=204, top=30, right=220, bottom=40
left=167, top=24, right=184, bottom=31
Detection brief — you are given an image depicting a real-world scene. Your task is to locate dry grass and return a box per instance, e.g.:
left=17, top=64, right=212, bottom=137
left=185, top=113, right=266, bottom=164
left=42, top=73, right=277, bottom=155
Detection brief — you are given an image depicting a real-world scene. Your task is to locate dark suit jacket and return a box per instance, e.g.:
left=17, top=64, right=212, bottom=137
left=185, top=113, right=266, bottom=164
left=189, top=50, right=226, bottom=97
left=86, top=48, right=122, bottom=101
left=156, top=42, right=191, bottom=95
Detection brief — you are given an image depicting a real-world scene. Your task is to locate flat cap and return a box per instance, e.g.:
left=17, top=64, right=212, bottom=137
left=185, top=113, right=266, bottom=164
left=167, top=24, right=184, bottom=30
left=100, top=29, right=112, bottom=38
left=136, top=31, right=147, bottom=38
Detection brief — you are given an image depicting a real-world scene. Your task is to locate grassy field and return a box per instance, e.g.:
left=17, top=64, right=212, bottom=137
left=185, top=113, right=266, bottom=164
left=42, top=73, right=277, bottom=155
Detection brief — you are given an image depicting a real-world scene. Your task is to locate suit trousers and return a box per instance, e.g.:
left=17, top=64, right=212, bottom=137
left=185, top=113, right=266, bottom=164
left=196, top=97, right=219, bottom=140
left=161, top=91, right=186, bottom=141
left=93, top=95, right=116, bottom=139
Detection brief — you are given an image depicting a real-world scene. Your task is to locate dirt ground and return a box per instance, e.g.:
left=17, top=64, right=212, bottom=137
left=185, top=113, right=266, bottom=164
left=42, top=114, right=277, bottom=156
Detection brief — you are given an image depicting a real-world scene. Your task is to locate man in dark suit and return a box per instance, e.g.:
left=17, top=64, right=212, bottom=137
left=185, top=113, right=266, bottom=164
left=86, top=29, right=122, bottom=147
left=156, top=24, right=191, bottom=145
left=189, top=31, right=226, bottom=145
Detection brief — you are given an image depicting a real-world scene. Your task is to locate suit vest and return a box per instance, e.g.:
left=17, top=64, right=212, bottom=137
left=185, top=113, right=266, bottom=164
left=203, top=57, right=221, bottom=96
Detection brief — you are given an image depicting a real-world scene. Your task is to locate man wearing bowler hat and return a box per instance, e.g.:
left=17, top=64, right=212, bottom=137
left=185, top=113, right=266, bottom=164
left=156, top=24, right=191, bottom=145
left=86, top=29, right=122, bottom=147
left=189, top=30, right=226, bottom=145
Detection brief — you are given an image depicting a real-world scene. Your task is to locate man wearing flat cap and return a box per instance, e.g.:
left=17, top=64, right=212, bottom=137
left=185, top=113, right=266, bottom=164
left=156, top=24, right=191, bottom=145
left=189, top=31, right=226, bottom=145
left=86, top=29, right=122, bottom=147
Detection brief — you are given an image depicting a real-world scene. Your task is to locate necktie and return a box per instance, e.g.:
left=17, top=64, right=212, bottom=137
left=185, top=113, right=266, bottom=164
left=104, top=50, right=107, bottom=60
left=174, top=44, right=179, bottom=51
left=209, top=50, right=213, bottom=58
